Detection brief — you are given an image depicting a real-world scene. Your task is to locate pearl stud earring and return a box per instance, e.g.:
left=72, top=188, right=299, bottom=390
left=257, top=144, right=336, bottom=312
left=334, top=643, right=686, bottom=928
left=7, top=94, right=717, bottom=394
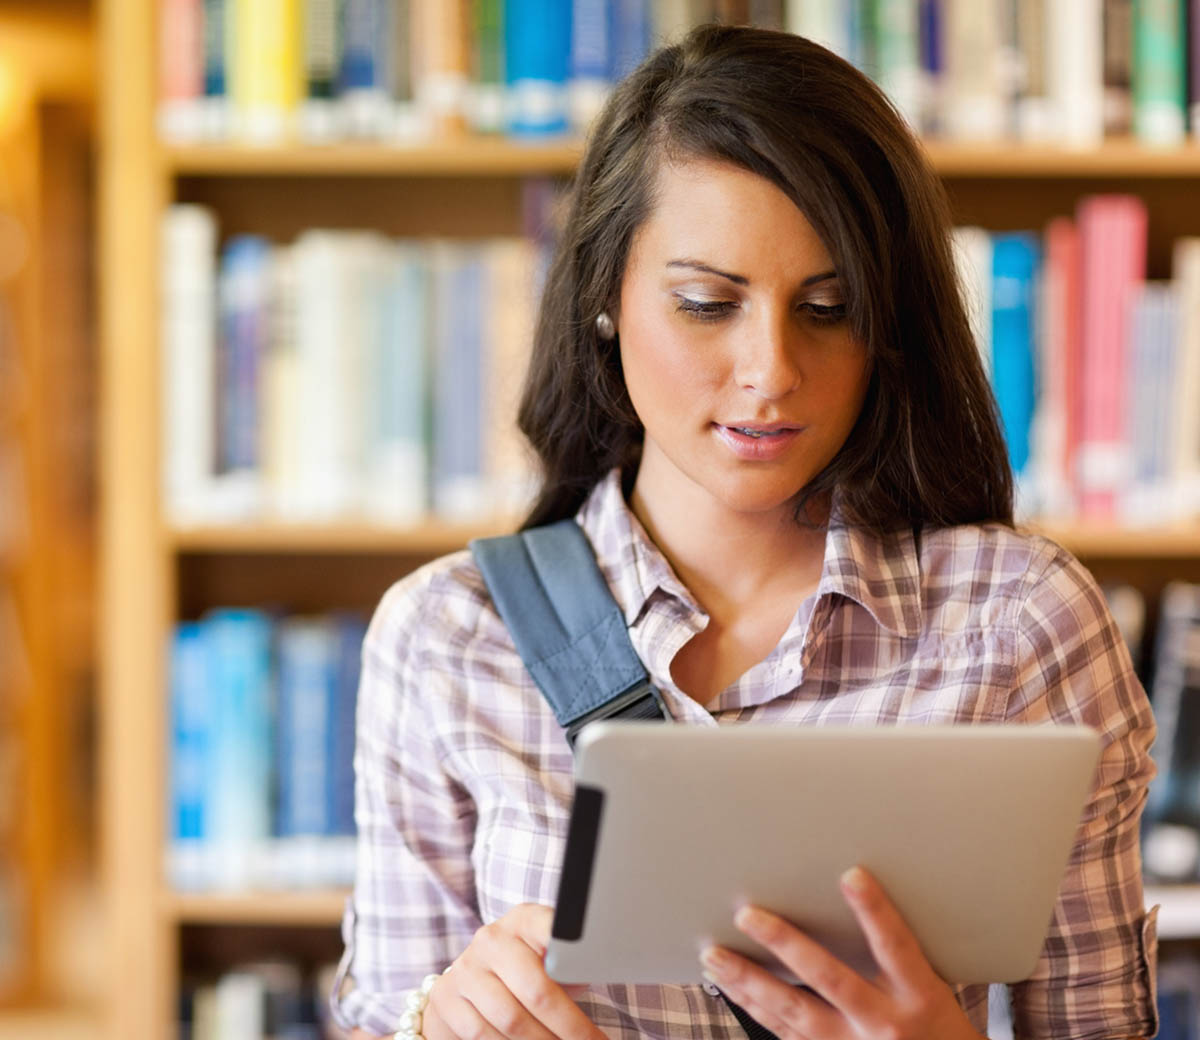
left=595, top=311, right=616, bottom=340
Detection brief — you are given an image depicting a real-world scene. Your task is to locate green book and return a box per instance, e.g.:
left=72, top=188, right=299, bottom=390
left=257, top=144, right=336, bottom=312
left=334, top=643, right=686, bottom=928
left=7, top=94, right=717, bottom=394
left=1133, top=0, right=1186, bottom=143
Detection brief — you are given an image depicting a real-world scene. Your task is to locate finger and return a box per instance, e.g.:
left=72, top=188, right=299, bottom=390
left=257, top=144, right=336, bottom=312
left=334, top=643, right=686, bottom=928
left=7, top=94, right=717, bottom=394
left=472, top=924, right=605, bottom=1040
left=463, top=970, right=564, bottom=1040
left=839, top=866, right=937, bottom=989
left=701, top=946, right=838, bottom=1040
left=734, top=905, right=884, bottom=1023
left=423, top=993, right=505, bottom=1040
left=510, top=903, right=556, bottom=957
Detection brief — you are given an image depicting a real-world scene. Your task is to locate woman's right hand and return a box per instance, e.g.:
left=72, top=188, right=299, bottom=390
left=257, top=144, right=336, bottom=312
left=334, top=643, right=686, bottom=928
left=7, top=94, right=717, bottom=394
left=420, top=903, right=605, bottom=1040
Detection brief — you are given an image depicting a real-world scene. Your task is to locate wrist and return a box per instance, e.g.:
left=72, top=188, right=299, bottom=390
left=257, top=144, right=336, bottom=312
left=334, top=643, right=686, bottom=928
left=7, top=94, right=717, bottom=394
left=392, top=973, right=441, bottom=1040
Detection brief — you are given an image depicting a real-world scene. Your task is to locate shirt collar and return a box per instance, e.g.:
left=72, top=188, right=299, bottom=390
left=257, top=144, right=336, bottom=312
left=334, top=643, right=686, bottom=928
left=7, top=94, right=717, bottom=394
left=576, top=470, right=923, bottom=639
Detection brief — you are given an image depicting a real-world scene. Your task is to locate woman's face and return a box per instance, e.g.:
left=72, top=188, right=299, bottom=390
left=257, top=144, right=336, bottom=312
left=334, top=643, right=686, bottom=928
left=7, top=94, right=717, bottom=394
left=617, top=157, right=872, bottom=523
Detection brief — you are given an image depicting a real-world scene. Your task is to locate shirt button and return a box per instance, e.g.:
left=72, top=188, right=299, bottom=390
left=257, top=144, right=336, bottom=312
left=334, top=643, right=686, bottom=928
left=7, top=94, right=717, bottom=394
left=702, top=981, right=722, bottom=997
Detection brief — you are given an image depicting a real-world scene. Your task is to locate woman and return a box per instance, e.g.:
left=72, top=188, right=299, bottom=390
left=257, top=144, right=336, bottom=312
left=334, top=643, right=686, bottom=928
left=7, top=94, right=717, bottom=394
left=331, top=24, right=1158, bottom=1040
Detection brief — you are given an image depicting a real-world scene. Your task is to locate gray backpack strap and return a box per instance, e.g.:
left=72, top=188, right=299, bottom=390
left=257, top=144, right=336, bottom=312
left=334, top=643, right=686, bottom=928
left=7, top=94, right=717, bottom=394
left=469, top=519, right=667, bottom=747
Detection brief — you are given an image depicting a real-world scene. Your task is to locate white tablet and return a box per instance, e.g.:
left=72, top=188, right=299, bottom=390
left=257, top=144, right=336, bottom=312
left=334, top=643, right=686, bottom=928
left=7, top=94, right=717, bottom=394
left=544, top=722, right=1101, bottom=986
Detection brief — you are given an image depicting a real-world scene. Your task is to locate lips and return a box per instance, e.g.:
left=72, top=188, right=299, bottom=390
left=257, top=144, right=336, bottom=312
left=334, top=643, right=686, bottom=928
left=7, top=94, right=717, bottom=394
left=713, top=422, right=806, bottom=460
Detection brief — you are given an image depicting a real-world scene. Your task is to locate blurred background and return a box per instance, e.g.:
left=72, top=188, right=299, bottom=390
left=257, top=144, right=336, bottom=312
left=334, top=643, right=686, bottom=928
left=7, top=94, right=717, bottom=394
left=5, top=0, right=1200, bottom=1038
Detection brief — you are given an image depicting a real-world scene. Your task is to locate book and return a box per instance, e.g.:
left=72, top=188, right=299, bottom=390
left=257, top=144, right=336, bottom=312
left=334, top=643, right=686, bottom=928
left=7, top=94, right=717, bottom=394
left=990, top=232, right=1040, bottom=492
left=1133, top=0, right=1187, bottom=144
left=951, top=225, right=993, bottom=377
left=229, top=0, right=301, bottom=142
left=1102, top=0, right=1134, bottom=134
left=505, top=0, right=571, bottom=136
left=158, top=0, right=206, bottom=141
left=299, top=0, right=344, bottom=140
left=411, top=0, right=470, bottom=135
left=1172, top=238, right=1200, bottom=518
left=201, top=0, right=232, bottom=138
left=942, top=0, right=1007, bottom=139
left=166, top=622, right=212, bottom=893
left=1122, top=281, right=1178, bottom=523
left=204, top=609, right=274, bottom=892
left=339, top=0, right=392, bottom=137
left=874, top=0, right=923, bottom=129
left=611, top=0, right=653, bottom=80
left=469, top=0, right=506, bottom=133
left=363, top=241, right=431, bottom=523
left=162, top=204, right=219, bottom=525
left=1046, top=0, right=1105, bottom=145
left=1076, top=194, right=1147, bottom=519
left=569, top=0, right=614, bottom=134
left=1014, top=0, right=1054, bottom=140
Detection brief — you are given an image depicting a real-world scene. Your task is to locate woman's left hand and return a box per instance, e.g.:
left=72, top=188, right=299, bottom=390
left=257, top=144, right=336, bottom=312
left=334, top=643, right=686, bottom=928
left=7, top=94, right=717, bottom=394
left=699, top=866, right=984, bottom=1040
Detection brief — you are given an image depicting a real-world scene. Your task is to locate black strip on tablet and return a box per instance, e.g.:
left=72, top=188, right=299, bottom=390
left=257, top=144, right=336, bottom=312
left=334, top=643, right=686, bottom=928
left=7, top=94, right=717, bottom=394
left=551, top=784, right=605, bottom=941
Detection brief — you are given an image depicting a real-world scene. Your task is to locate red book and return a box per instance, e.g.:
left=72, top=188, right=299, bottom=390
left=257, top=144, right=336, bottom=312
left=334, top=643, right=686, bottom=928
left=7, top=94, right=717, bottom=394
left=1041, top=217, right=1083, bottom=518
left=158, top=0, right=205, bottom=140
left=1076, top=194, right=1148, bottom=519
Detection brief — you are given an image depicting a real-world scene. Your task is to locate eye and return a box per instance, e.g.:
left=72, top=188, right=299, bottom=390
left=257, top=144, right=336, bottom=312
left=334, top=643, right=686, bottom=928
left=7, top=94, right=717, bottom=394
left=800, top=301, right=848, bottom=326
left=674, top=296, right=737, bottom=322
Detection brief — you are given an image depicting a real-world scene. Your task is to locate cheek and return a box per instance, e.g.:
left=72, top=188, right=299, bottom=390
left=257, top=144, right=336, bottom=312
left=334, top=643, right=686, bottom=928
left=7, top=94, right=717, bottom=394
left=620, top=318, right=721, bottom=415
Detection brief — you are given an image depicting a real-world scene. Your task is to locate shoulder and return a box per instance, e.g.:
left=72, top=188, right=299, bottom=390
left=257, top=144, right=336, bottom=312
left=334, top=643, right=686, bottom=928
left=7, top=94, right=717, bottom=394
left=915, top=522, right=1101, bottom=634
left=363, top=548, right=503, bottom=676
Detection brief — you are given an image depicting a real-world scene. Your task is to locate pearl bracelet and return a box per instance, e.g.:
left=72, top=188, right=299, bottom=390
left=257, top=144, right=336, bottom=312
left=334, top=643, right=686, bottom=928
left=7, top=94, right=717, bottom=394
left=393, top=973, right=441, bottom=1040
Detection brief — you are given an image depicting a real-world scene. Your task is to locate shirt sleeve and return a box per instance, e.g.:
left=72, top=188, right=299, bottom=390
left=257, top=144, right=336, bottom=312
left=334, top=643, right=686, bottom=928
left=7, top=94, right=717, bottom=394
left=330, top=572, right=483, bottom=1035
left=1004, top=543, right=1158, bottom=1040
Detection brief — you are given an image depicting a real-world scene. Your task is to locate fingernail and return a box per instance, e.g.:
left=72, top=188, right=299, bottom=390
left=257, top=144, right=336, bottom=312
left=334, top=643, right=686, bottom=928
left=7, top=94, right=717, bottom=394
left=700, top=946, right=731, bottom=974
left=735, top=906, right=768, bottom=933
left=840, top=866, right=867, bottom=894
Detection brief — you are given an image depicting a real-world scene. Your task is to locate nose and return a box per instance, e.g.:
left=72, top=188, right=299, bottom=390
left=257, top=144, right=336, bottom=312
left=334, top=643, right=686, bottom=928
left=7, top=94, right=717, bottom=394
left=732, top=307, right=802, bottom=400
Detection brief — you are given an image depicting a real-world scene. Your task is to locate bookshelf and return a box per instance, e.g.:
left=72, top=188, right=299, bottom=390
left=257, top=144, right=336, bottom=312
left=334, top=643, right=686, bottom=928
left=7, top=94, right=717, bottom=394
left=98, top=3, right=1200, bottom=1040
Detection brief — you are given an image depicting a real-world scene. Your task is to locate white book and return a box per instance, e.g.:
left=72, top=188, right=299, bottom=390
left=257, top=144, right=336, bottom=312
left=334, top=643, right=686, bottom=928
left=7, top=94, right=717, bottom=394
left=943, top=0, right=1008, bottom=140
left=214, top=972, right=264, bottom=1040
left=951, top=226, right=993, bottom=379
left=161, top=205, right=219, bottom=525
left=1046, top=0, right=1104, bottom=146
left=1172, top=238, right=1200, bottom=519
left=1014, top=0, right=1055, bottom=140
left=363, top=241, right=430, bottom=523
left=875, top=0, right=923, bottom=130
left=262, top=245, right=303, bottom=519
left=786, top=0, right=853, bottom=61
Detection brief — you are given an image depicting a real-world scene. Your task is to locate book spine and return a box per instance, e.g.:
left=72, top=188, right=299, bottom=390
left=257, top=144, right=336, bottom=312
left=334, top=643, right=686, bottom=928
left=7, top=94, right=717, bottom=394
left=159, top=0, right=206, bottom=140
left=299, top=0, right=344, bottom=139
left=412, top=0, right=469, bottom=134
left=364, top=242, right=430, bottom=522
left=469, top=0, right=506, bottom=133
left=161, top=205, right=218, bottom=525
left=874, top=0, right=923, bottom=128
left=943, top=0, right=1007, bottom=139
left=202, top=0, right=231, bottom=137
left=432, top=244, right=488, bottom=519
left=788, top=0, right=854, bottom=60
left=749, top=1, right=786, bottom=29
left=1047, top=0, right=1104, bottom=145
left=276, top=619, right=337, bottom=848
left=1122, top=282, right=1179, bottom=523
left=1103, top=0, right=1134, bottom=134
left=216, top=236, right=270, bottom=483
left=1171, top=238, right=1200, bottom=517
left=917, top=0, right=945, bottom=133
left=332, top=614, right=367, bottom=839
left=1133, top=0, right=1187, bottom=143
left=569, top=0, right=614, bottom=133
left=951, top=225, right=994, bottom=378
left=990, top=233, right=1040, bottom=487
left=340, top=0, right=392, bottom=136
left=1077, top=194, right=1148, bottom=519
left=167, top=622, right=210, bottom=892
left=611, top=0, right=654, bottom=79
left=1192, top=0, right=1200, bottom=134
left=204, top=609, right=274, bottom=892
left=262, top=244, right=302, bottom=519
left=1015, top=0, right=1054, bottom=140
left=505, top=0, right=571, bottom=135
left=230, top=0, right=301, bottom=142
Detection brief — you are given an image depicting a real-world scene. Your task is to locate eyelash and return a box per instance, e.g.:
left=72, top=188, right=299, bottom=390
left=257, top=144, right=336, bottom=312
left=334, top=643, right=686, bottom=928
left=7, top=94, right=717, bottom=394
left=674, top=298, right=848, bottom=327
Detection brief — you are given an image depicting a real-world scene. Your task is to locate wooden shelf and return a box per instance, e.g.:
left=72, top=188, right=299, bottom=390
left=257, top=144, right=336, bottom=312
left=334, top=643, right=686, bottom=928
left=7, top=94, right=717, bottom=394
left=162, top=888, right=349, bottom=926
left=169, top=518, right=518, bottom=554
left=162, top=136, right=1200, bottom=179
left=164, top=137, right=584, bottom=177
left=1028, top=522, right=1200, bottom=558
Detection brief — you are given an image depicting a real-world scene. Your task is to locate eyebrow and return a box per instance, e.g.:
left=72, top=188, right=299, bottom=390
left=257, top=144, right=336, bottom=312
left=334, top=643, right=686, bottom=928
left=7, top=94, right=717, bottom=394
left=665, top=259, right=838, bottom=288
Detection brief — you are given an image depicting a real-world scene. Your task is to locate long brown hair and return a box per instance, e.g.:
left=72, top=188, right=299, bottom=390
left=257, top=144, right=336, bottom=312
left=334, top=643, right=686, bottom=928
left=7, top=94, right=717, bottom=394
left=517, top=23, right=1013, bottom=533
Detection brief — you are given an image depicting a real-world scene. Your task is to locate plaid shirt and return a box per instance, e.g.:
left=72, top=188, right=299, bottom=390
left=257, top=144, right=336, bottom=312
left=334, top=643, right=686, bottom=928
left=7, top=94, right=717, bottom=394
left=331, top=469, right=1159, bottom=1040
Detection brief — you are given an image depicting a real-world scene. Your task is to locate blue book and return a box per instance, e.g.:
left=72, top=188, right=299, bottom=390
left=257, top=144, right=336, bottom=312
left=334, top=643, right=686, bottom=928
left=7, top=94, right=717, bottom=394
left=275, top=617, right=339, bottom=842
left=990, top=233, right=1039, bottom=479
left=204, top=608, right=274, bottom=890
left=202, top=0, right=230, bottom=137
left=217, top=235, right=271, bottom=476
left=432, top=244, right=486, bottom=519
left=569, top=0, right=612, bottom=131
left=331, top=614, right=367, bottom=837
left=167, top=622, right=211, bottom=892
left=505, top=0, right=571, bottom=136
left=339, top=0, right=391, bottom=135
left=1127, top=283, right=1178, bottom=516
left=609, top=0, right=651, bottom=80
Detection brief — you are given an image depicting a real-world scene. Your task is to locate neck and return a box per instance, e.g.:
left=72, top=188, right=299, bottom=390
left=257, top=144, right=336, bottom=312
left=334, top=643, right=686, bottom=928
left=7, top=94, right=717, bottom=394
left=628, top=472, right=829, bottom=621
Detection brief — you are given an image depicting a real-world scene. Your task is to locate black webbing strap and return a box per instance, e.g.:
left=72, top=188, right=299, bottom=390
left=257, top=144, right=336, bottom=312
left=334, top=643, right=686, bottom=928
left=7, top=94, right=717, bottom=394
left=721, top=993, right=782, bottom=1040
